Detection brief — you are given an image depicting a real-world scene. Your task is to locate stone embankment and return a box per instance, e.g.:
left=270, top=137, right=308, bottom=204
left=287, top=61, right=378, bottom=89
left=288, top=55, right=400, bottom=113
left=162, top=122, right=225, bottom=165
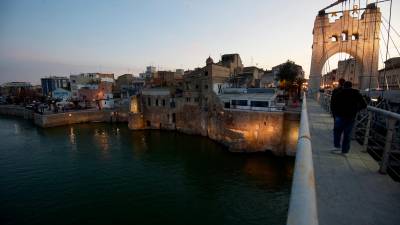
left=0, top=105, right=129, bottom=128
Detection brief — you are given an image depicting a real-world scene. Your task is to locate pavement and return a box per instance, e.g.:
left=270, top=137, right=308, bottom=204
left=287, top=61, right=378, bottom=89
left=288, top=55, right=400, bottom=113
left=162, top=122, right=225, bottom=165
left=307, top=98, right=400, bottom=225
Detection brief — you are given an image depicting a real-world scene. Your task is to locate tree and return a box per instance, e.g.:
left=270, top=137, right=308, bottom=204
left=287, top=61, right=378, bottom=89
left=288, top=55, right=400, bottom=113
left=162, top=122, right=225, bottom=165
left=276, top=60, right=300, bottom=89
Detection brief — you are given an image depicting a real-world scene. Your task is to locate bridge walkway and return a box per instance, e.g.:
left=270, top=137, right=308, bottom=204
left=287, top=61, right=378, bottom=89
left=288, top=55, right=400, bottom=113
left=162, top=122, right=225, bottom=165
left=307, top=97, right=400, bottom=225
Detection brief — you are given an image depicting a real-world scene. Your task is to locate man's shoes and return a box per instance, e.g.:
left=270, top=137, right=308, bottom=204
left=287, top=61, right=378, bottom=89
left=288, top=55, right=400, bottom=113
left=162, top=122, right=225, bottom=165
left=330, top=149, right=347, bottom=156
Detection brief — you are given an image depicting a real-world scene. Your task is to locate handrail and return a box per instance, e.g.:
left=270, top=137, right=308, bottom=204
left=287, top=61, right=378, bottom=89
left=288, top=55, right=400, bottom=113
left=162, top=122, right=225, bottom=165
left=286, top=93, right=319, bottom=225
left=367, top=105, right=400, bottom=120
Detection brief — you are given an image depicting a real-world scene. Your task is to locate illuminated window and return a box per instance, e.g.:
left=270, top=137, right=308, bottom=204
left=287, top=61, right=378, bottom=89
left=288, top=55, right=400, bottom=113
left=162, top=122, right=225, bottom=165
left=351, top=33, right=359, bottom=41
left=331, top=35, right=338, bottom=42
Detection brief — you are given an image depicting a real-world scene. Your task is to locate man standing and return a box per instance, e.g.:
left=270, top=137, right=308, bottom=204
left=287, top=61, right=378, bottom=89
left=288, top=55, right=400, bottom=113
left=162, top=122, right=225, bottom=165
left=330, top=78, right=345, bottom=118
left=331, top=81, right=367, bottom=154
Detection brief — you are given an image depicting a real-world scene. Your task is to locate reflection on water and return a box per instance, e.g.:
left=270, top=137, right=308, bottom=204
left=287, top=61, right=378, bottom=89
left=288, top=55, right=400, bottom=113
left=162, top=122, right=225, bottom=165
left=0, top=117, right=294, bottom=225
left=14, top=123, right=20, bottom=135
left=93, top=128, right=110, bottom=158
left=69, top=127, right=76, bottom=145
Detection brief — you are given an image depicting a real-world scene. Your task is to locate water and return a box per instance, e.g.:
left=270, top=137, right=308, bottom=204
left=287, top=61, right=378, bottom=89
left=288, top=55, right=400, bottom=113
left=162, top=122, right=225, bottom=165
left=0, top=116, right=294, bottom=225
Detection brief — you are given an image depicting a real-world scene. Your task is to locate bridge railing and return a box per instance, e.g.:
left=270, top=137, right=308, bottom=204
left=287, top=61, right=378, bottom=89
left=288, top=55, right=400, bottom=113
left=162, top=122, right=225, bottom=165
left=287, top=94, right=319, bottom=225
left=318, top=92, right=400, bottom=178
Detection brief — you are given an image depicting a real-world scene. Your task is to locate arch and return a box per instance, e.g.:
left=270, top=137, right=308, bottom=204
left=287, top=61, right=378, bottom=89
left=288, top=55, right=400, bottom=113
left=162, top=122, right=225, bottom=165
left=309, top=7, right=381, bottom=92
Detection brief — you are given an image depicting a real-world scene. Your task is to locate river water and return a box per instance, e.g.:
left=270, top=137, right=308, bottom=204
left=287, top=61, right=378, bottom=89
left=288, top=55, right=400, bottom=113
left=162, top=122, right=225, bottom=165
left=0, top=116, right=294, bottom=225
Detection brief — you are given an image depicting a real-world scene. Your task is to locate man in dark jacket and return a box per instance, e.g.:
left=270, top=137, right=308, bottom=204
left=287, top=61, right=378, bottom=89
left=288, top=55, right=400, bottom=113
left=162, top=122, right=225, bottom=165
left=331, top=81, right=367, bottom=154
left=330, top=78, right=345, bottom=118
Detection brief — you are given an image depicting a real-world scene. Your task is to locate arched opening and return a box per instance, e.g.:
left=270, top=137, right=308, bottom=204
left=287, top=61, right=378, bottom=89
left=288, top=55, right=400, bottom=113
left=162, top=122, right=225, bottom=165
left=321, top=53, right=362, bottom=89
left=331, top=35, right=338, bottom=42
left=341, top=32, right=348, bottom=41
left=351, top=33, right=359, bottom=41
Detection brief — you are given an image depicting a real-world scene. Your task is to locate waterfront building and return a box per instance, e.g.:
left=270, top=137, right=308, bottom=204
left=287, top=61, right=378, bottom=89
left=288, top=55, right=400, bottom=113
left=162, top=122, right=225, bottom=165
left=260, top=70, right=275, bottom=88
left=0, top=82, right=32, bottom=97
left=219, top=88, right=284, bottom=111
left=77, top=78, right=114, bottom=109
left=139, top=66, right=157, bottom=80
left=52, top=88, right=71, bottom=102
left=128, top=54, right=298, bottom=155
left=229, top=66, right=264, bottom=88
left=115, top=74, right=145, bottom=104
left=378, top=57, right=400, bottom=90
left=41, top=76, right=70, bottom=97
left=70, top=73, right=114, bottom=99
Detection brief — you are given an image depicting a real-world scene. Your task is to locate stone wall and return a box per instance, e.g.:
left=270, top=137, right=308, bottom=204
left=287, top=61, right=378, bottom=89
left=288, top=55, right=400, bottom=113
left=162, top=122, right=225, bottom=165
left=0, top=105, right=129, bottom=127
left=128, top=95, right=300, bottom=155
left=0, top=105, right=33, bottom=119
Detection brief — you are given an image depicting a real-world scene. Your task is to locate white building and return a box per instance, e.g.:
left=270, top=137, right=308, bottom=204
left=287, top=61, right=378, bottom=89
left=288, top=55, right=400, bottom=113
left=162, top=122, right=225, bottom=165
left=218, top=88, right=284, bottom=111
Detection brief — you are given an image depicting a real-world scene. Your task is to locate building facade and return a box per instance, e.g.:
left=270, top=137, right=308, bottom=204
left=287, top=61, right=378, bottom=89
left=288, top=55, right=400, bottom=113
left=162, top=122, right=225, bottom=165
left=41, top=76, right=70, bottom=97
left=378, top=57, right=400, bottom=90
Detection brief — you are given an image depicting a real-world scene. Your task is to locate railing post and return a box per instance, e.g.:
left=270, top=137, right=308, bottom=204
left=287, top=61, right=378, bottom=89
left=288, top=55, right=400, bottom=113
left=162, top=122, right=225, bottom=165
left=379, top=117, right=396, bottom=174
left=362, top=111, right=372, bottom=153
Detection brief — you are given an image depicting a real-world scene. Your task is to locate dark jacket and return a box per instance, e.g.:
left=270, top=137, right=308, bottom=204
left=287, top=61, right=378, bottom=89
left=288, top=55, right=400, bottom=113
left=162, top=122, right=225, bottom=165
left=331, top=88, right=367, bottom=120
left=330, top=86, right=343, bottom=117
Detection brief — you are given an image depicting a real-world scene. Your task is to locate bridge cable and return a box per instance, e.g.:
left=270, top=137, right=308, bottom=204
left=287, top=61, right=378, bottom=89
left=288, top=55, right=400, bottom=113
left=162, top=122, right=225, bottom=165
left=382, top=0, right=394, bottom=90
left=360, top=0, right=368, bottom=89
left=380, top=12, right=399, bottom=56
left=367, top=0, right=380, bottom=93
left=382, top=15, right=400, bottom=39
left=351, top=0, right=363, bottom=84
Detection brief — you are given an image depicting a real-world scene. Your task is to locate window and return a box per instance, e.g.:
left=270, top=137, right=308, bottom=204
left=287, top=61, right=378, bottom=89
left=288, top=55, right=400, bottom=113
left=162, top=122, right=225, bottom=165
left=204, top=85, right=208, bottom=90
left=341, top=32, right=348, bottom=41
left=195, top=85, right=199, bottom=89
left=194, top=97, right=199, bottom=102
left=351, top=33, right=359, bottom=41
left=162, top=99, right=166, bottom=106
left=251, top=101, right=269, bottom=107
left=156, top=99, right=159, bottom=106
left=205, top=71, right=208, bottom=76
left=231, top=100, right=247, bottom=106
left=147, top=97, right=151, bottom=106
left=186, top=97, right=190, bottom=102
left=331, top=35, right=338, bottom=42
left=224, top=102, right=231, bottom=108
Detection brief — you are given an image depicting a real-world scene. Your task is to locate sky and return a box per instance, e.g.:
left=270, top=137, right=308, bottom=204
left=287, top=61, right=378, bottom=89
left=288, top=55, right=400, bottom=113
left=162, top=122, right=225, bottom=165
left=0, top=0, right=399, bottom=84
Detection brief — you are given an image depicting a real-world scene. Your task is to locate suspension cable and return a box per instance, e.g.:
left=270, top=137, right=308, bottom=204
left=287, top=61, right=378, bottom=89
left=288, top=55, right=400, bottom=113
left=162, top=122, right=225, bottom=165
left=352, top=0, right=362, bottom=84
left=368, top=0, right=379, bottom=93
left=382, top=15, right=400, bottom=39
left=382, top=0, right=393, bottom=90
left=380, top=7, right=399, bottom=56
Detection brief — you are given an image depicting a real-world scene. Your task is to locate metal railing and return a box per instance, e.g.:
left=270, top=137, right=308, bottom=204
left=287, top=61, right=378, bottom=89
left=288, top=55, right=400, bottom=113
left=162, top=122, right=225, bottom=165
left=318, top=92, right=400, bottom=179
left=287, top=94, right=319, bottom=225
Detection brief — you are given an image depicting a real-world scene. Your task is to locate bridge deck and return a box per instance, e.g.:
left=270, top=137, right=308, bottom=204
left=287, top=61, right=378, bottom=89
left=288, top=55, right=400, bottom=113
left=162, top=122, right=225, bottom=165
left=307, top=98, right=400, bottom=225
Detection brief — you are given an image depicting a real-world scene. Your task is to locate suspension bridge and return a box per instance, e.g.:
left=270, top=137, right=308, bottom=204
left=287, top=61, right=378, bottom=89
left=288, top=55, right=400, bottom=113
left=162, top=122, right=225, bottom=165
left=288, top=1, right=400, bottom=225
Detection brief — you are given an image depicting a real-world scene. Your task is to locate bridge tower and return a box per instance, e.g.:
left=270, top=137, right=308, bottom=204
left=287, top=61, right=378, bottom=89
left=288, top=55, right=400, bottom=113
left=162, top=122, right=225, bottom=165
left=309, top=3, right=381, bottom=92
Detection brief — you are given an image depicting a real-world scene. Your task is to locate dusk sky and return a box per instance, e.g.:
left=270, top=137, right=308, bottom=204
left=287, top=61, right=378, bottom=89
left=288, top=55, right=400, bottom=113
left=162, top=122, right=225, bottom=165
left=0, top=0, right=399, bottom=84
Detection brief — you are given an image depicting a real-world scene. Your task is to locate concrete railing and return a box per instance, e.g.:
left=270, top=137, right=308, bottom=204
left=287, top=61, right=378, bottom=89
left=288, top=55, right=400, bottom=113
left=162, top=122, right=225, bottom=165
left=286, top=94, right=319, bottom=225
